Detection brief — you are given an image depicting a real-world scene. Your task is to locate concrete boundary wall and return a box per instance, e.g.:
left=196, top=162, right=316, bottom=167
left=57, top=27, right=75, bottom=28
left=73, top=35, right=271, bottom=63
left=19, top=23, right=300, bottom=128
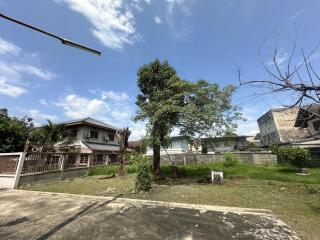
left=160, top=152, right=278, bottom=165
left=18, top=167, right=89, bottom=187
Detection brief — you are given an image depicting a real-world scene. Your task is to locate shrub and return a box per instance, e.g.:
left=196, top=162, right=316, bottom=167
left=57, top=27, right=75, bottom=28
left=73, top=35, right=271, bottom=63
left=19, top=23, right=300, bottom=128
left=135, top=156, right=152, bottom=192
left=129, top=154, right=149, bottom=167
left=271, top=146, right=310, bottom=168
left=223, top=152, right=239, bottom=167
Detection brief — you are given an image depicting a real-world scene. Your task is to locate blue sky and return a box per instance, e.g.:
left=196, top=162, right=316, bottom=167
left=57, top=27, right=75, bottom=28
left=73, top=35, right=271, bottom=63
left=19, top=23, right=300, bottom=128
left=1, top=0, right=320, bottom=139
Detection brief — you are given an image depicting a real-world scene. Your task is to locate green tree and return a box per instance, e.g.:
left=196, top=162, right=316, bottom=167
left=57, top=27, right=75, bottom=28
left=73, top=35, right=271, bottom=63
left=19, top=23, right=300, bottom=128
left=139, top=136, right=149, bottom=154
left=177, top=80, right=242, bottom=139
left=135, top=59, right=242, bottom=177
left=34, top=120, right=70, bottom=151
left=0, top=108, right=35, bottom=153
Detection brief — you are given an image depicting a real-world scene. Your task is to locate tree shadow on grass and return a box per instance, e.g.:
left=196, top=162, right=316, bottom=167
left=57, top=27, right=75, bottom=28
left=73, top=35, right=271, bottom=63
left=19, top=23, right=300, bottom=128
left=275, top=168, right=296, bottom=174
left=153, top=177, right=199, bottom=186
left=307, top=203, right=320, bottom=215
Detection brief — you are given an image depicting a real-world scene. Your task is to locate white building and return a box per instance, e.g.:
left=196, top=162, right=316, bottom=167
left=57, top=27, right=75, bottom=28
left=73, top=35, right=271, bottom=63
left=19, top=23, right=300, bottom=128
left=55, top=118, right=120, bottom=164
left=146, top=136, right=188, bottom=156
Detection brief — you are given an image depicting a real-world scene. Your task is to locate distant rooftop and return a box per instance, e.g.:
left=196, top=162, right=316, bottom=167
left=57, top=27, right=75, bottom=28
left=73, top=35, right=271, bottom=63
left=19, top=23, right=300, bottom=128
left=56, top=117, right=119, bottom=131
left=128, top=141, right=141, bottom=148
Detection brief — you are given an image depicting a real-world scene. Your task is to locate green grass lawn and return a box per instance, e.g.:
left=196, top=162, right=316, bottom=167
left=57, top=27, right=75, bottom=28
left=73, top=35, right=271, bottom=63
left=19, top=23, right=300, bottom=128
left=90, top=163, right=320, bottom=184
left=22, top=164, right=320, bottom=240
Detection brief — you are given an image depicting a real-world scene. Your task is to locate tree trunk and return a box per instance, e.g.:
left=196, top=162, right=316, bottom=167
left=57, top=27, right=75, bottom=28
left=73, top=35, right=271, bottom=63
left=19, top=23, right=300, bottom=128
left=118, top=154, right=125, bottom=176
left=116, top=127, right=131, bottom=176
left=171, top=165, right=178, bottom=178
left=153, top=144, right=161, bottom=177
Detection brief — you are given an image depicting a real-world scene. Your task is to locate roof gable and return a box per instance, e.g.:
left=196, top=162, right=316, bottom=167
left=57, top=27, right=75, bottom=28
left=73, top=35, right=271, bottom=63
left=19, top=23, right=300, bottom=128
left=56, top=117, right=119, bottom=131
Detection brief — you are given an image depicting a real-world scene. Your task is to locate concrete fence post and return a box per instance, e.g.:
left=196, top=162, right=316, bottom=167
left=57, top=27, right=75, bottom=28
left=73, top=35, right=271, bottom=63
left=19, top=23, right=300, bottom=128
left=76, top=154, right=80, bottom=168
left=59, top=154, right=65, bottom=180
left=87, top=154, right=92, bottom=167
left=105, top=155, right=109, bottom=165
left=13, top=152, right=26, bottom=188
left=251, top=152, right=255, bottom=164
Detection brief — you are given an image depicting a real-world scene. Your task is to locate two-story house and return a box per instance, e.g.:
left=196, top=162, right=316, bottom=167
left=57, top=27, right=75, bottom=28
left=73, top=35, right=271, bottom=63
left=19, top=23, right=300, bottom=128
left=55, top=118, right=120, bottom=165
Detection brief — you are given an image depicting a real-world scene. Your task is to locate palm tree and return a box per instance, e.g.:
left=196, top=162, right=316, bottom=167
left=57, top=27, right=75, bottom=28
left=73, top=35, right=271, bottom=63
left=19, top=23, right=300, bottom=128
left=38, top=120, right=70, bottom=151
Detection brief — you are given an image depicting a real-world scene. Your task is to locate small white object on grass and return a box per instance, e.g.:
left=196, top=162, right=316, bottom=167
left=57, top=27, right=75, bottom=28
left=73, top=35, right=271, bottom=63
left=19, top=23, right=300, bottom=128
left=211, top=171, right=224, bottom=184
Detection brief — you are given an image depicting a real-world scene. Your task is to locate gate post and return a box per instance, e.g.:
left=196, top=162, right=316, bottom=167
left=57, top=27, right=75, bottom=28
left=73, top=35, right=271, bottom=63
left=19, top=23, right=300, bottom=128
left=13, top=152, right=26, bottom=188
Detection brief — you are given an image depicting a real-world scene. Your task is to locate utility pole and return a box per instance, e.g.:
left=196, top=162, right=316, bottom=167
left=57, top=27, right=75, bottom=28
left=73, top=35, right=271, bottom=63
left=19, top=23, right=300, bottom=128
left=0, top=12, right=101, bottom=56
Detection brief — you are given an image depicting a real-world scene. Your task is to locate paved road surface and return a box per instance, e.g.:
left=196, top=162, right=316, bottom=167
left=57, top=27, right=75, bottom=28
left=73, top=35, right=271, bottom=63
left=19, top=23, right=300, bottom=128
left=0, top=190, right=300, bottom=239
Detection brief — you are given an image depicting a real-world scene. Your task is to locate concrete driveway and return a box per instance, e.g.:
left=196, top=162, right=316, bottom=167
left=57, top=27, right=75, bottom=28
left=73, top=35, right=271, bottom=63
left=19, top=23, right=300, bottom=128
left=0, top=190, right=300, bottom=240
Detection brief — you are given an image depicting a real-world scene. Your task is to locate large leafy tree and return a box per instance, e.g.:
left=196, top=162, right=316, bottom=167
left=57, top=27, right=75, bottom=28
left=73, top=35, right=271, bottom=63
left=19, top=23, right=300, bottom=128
left=177, top=80, right=241, bottom=139
left=135, top=60, right=184, bottom=176
left=0, top=108, right=34, bottom=153
left=135, top=59, right=242, bottom=177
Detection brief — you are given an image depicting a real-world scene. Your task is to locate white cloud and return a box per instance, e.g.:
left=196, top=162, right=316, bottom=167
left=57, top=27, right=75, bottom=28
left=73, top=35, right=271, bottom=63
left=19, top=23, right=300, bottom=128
left=0, top=37, right=56, bottom=97
left=39, top=99, right=49, bottom=106
left=129, top=122, right=146, bottom=140
left=165, top=0, right=193, bottom=40
left=0, top=38, right=21, bottom=56
left=267, top=52, right=288, bottom=68
left=237, top=120, right=259, bottom=136
left=130, top=0, right=152, bottom=12
left=101, top=90, right=129, bottom=101
left=28, top=109, right=59, bottom=122
left=12, top=64, right=56, bottom=81
left=18, top=108, right=59, bottom=126
left=154, top=15, right=162, bottom=24
left=166, top=0, right=191, bottom=16
left=289, top=9, right=304, bottom=22
left=56, top=0, right=141, bottom=50
left=0, top=78, right=26, bottom=97
left=111, top=109, right=130, bottom=119
left=55, top=94, right=106, bottom=119
left=236, top=107, right=260, bottom=136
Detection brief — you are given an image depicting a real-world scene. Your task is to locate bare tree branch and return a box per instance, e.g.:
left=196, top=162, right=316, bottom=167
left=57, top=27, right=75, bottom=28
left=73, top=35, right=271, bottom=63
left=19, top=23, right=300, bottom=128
left=238, top=40, right=320, bottom=106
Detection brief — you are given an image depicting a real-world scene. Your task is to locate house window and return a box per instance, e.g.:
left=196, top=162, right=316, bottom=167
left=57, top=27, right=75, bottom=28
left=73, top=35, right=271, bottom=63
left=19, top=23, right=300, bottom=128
left=108, top=134, right=114, bottom=141
left=67, top=154, right=77, bottom=166
left=90, top=130, right=99, bottom=139
left=70, top=129, right=77, bottom=139
left=80, top=155, right=89, bottom=164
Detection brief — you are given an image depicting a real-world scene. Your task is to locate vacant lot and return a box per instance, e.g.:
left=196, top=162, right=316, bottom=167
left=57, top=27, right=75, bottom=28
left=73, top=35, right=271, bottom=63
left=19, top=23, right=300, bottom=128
left=22, top=166, right=320, bottom=240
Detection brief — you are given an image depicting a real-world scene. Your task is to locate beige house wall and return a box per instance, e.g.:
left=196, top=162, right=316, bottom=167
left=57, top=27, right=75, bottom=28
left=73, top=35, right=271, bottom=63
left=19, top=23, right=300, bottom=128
left=258, top=108, right=312, bottom=145
left=272, top=108, right=310, bottom=143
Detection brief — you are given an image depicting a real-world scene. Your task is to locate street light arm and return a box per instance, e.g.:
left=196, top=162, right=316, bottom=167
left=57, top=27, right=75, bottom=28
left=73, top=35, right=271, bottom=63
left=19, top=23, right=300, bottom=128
left=61, top=38, right=101, bottom=56
left=0, top=12, right=101, bottom=56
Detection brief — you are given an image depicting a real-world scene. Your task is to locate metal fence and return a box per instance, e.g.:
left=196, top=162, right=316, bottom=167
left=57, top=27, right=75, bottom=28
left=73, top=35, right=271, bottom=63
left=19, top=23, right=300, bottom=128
left=21, top=152, right=110, bottom=174
left=0, top=154, right=20, bottom=174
